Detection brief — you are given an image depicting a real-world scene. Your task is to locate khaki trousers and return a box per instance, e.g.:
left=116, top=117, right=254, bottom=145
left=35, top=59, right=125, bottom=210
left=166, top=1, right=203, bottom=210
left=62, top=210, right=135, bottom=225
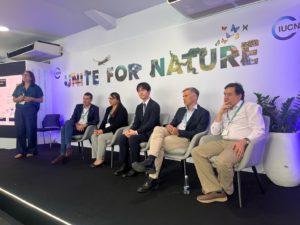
left=91, top=132, right=114, bottom=160
left=191, top=140, right=241, bottom=195
left=148, top=126, right=189, bottom=179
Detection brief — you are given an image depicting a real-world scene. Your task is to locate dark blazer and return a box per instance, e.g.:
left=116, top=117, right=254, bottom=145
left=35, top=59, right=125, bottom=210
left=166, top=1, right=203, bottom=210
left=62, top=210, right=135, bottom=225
left=170, top=105, right=210, bottom=140
left=70, top=104, right=100, bottom=126
left=99, top=104, right=128, bottom=134
left=131, top=99, right=160, bottom=137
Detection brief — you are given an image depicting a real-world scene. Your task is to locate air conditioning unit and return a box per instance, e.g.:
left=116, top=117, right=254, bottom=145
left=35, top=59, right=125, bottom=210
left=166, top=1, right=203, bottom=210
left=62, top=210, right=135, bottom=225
left=7, top=41, right=63, bottom=62
left=167, top=0, right=266, bottom=18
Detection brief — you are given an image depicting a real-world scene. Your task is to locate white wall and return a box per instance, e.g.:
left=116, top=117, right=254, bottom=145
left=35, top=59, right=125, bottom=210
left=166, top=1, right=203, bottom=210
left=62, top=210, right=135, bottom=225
left=49, top=0, right=300, bottom=127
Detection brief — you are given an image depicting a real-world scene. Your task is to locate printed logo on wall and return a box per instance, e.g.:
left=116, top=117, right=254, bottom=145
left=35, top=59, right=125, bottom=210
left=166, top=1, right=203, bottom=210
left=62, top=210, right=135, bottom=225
left=58, top=23, right=260, bottom=88
left=272, top=16, right=299, bottom=40
left=54, top=67, right=61, bottom=79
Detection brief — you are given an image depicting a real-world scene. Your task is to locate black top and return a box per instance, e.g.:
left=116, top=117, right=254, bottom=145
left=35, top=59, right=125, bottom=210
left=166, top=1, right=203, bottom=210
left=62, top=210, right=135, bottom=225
left=170, top=105, right=210, bottom=140
left=131, top=99, right=160, bottom=137
left=99, top=104, right=128, bottom=134
left=70, top=104, right=100, bottom=126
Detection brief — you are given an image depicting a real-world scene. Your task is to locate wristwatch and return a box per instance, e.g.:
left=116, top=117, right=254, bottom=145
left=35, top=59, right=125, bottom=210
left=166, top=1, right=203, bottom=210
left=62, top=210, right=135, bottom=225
left=244, top=138, right=250, bottom=144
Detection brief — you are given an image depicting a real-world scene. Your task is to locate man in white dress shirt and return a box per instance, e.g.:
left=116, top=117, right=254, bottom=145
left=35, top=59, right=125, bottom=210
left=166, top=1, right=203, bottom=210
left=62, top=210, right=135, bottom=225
left=191, top=83, right=265, bottom=203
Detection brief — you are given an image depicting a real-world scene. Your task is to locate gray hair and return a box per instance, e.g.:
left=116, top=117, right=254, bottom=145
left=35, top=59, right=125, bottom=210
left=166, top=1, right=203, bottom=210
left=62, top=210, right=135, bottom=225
left=182, top=87, right=199, bottom=98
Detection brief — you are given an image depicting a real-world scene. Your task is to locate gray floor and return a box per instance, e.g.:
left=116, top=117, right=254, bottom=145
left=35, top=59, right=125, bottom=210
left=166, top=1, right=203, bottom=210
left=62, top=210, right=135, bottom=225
left=0, top=210, right=23, bottom=225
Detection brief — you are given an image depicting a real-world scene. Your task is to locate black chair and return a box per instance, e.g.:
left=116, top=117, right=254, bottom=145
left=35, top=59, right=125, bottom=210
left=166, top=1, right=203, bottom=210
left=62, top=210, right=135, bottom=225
left=37, top=114, right=61, bottom=149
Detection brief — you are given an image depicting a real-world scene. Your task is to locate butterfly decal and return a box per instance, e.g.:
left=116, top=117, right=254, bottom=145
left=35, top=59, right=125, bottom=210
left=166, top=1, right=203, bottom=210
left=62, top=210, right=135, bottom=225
left=231, top=24, right=240, bottom=33
left=234, top=33, right=240, bottom=39
left=242, top=24, right=248, bottom=31
left=221, top=38, right=228, bottom=44
left=226, top=32, right=232, bottom=39
left=222, top=26, right=227, bottom=31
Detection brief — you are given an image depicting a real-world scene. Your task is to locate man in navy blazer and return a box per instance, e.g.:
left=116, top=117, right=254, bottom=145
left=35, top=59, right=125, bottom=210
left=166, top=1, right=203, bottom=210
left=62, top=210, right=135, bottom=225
left=132, top=87, right=210, bottom=193
left=114, top=82, right=160, bottom=177
left=51, top=92, right=99, bottom=164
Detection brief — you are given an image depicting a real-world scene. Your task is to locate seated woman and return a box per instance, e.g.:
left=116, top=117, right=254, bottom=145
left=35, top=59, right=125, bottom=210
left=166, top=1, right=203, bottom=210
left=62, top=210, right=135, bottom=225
left=90, top=92, right=128, bottom=168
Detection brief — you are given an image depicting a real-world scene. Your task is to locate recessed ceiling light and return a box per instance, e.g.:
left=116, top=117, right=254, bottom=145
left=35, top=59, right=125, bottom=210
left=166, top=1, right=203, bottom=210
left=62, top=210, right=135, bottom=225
left=0, top=26, right=9, bottom=32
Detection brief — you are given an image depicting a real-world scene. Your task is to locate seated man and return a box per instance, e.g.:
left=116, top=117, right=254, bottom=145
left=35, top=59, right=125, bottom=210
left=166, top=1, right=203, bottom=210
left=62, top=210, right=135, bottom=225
left=114, top=82, right=160, bottom=177
left=51, top=92, right=99, bottom=164
left=132, top=87, right=210, bottom=193
left=191, top=83, right=265, bottom=203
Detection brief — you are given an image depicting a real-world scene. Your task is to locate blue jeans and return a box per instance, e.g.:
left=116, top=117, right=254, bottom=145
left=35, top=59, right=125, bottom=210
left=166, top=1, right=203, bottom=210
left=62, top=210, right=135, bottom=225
left=60, top=120, right=84, bottom=155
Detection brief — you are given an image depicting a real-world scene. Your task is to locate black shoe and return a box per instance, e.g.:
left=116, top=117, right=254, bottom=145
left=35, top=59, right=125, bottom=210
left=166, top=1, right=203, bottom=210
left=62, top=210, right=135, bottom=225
left=137, top=177, right=159, bottom=193
left=114, top=164, right=127, bottom=176
left=90, top=162, right=105, bottom=168
left=51, top=155, right=64, bottom=164
left=122, top=169, right=138, bottom=178
left=132, top=159, right=156, bottom=174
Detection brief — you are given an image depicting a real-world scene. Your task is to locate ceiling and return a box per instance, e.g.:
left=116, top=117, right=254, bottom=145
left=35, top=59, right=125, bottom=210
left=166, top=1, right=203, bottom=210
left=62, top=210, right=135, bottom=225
left=0, top=0, right=165, bottom=60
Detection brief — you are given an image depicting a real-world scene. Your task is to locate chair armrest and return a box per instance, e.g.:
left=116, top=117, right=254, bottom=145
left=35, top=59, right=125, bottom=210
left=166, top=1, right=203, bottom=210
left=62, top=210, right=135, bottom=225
left=107, top=125, right=130, bottom=146
left=182, top=130, right=209, bottom=159
left=81, top=125, right=97, bottom=141
left=199, top=135, right=222, bottom=145
left=236, top=134, right=269, bottom=171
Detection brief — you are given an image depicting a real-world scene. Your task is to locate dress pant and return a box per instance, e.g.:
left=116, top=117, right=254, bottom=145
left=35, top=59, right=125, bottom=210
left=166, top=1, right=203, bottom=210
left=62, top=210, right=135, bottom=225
left=118, top=133, right=149, bottom=165
left=60, top=120, right=84, bottom=155
left=191, top=139, right=241, bottom=195
left=147, top=126, right=189, bottom=179
left=15, top=104, right=38, bottom=155
left=91, top=132, right=113, bottom=160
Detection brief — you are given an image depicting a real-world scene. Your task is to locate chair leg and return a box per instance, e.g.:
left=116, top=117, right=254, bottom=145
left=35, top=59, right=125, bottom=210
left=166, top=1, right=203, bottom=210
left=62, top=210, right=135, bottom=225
left=78, top=142, right=82, bottom=156
left=42, top=132, right=45, bottom=145
left=49, top=131, right=52, bottom=150
left=252, top=166, right=265, bottom=194
left=81, top=141, right=84, bottom=160
left=182, top=159, right=190, bottom=195
left=237, top=171, right=243, bottom=208
left=110, top=146, right=114, bottom=169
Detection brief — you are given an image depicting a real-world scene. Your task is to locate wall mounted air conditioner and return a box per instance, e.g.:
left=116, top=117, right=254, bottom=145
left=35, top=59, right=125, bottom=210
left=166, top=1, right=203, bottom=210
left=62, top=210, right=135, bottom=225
left=7, top=41, right=63, bottom=62
left=167, top=0, right=266, bottom=18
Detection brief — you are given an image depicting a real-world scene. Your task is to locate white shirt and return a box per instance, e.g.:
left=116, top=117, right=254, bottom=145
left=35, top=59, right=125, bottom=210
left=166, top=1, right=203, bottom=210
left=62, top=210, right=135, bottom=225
left=78, top=106, right=90, bottom=125
left=177, top=104, right=198, bottom=130
left=211, top=101, right=265, bottom=141
left=142, top=98, right=150, bottom=106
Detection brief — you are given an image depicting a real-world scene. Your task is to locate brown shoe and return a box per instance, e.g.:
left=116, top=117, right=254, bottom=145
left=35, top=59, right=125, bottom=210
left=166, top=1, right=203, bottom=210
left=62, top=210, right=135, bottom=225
left=196, top=191, right=228, bottom=203
left=65, top=147, right=73, bottom=157
left=51, top=155, right=64, bottom=164
left=14, top=154, right=24, bottom=159
left=26, top=153, right=34, bottom=158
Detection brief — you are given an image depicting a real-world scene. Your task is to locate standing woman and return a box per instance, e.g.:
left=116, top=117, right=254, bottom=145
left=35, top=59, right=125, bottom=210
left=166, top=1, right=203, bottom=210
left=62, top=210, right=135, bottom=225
left=91, top=92, right=128, bottom=168
left=12, top=71, right=44, bottom=159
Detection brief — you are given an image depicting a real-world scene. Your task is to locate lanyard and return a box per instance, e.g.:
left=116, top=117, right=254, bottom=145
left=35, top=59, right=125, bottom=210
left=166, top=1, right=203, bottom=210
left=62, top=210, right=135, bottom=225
left=226, top=101, right=244, bottom=124
left=81, top=108, right=89, bottom=120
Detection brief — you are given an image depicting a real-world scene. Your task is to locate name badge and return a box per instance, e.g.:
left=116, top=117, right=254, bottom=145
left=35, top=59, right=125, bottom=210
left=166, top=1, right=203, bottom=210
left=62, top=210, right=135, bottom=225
left=19, top=101, right=25, bottom=105
left=221, top=128, right=229, bottom=136
left=105, top=123, right=110, bottom=128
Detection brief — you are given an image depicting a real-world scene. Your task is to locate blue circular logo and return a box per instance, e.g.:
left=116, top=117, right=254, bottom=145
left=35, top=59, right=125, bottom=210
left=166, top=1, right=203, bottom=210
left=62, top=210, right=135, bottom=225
left=272, top=16, right=298, bottom=40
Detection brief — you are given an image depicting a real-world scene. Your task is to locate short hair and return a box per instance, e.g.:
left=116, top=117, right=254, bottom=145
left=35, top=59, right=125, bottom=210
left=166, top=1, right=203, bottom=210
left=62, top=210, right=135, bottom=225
left=224, top=82, right=245, bottom=100
left=182, top=87, right=199, bottom=98
left=22, top=70, right=36, bottom=85
left=136, top=82, right=151, bottom=92
left=84, top=92, right=93, bottom=100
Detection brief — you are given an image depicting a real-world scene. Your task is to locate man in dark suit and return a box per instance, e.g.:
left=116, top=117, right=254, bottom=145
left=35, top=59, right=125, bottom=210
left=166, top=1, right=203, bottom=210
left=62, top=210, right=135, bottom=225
left=132, top=87, right=210, bottom=193
left=114, top=82, right=160, bottom=177
left=51, top=92, right=99, bottom=164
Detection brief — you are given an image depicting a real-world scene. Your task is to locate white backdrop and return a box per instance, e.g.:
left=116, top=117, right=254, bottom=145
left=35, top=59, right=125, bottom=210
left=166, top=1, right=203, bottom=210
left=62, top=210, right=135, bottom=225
left=47, top=0, right=299, bottom=146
